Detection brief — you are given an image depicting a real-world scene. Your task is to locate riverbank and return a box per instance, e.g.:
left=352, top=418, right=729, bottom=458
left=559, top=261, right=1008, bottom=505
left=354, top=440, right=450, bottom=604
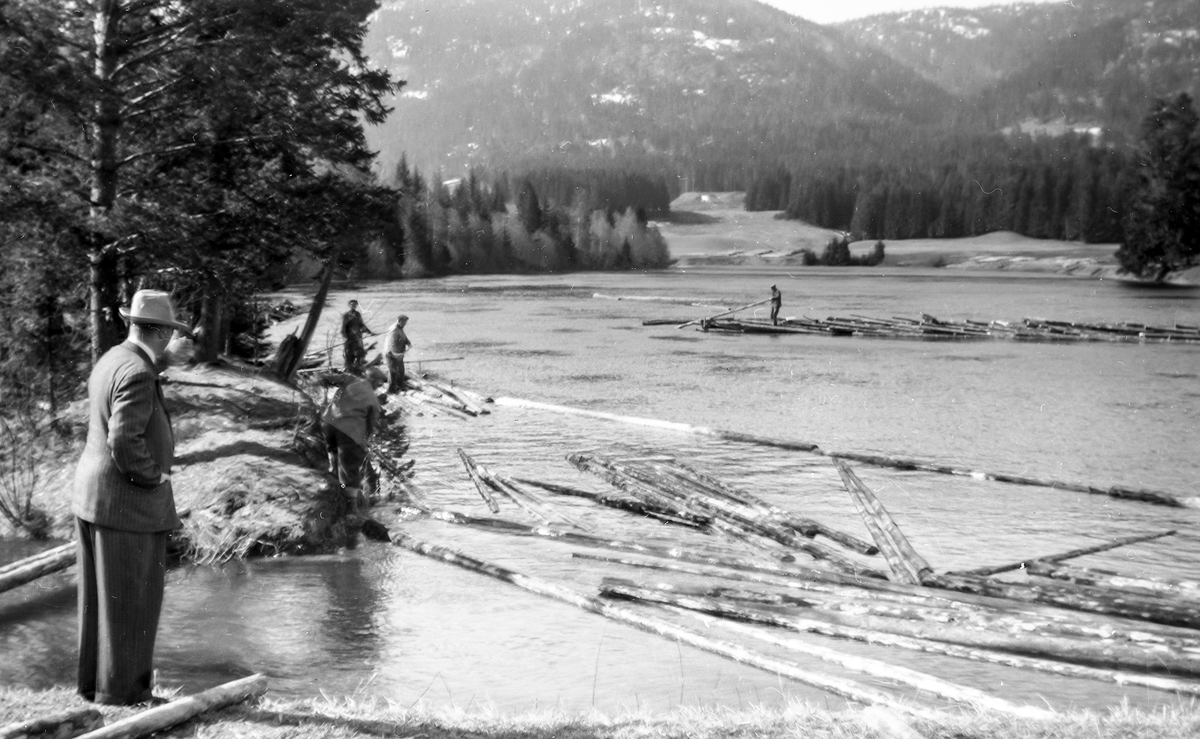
left=2, top=685, right=1198, bottom=739
left=657, top=192, right=1200, bottom=285
left=20, top=360, right=356, bottom=560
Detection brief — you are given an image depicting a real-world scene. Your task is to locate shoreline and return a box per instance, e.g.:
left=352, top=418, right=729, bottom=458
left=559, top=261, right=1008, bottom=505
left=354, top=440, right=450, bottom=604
left=657, top=193, right=1200, bottom=286
left=2, top=685, right=1198, bottom=739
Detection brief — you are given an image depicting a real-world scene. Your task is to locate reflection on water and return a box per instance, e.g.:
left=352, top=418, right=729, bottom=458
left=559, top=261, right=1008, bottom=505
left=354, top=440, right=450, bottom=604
left=3, top=267, right=1199, bottom=713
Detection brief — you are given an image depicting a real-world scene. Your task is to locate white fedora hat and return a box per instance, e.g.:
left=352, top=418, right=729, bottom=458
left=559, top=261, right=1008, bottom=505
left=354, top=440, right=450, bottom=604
left=118, top=290, right=192, bottom=334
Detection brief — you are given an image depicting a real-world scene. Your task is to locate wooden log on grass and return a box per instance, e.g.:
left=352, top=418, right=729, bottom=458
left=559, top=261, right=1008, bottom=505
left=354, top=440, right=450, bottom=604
left=390, top=531, right=1048, bottom=718
left=952, top=530, right=1177, bottom=577
left=74, top=674, right=267, bottom=739
left=0, top=708, right=103, bottom=739
left=0, top=543, right=75, bottom=595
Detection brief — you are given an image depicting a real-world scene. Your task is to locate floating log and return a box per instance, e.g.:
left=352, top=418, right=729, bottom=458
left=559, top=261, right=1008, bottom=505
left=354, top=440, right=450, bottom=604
left=74, top=674, right=267, bottom=739
left=935, top=572, right=1200, bottom=630
left=494, top=397, right=1195, bottom=508
left=457, top=448, right=500, bottom=513
left=696, top=311, right=1200, bottom=345
left=570, top=452, right=878, bottom=575
left=834, top=462, right=935, bottom=585
left=637, top=457, right=878, bottom=555
left=954, top=530, right=1178, bottom=577
left=390, top=531, right=944, bottom=718
left=0, top=543, right=75, bottom=595
left=672, top=606, right=1200, bottom=699
left=601, top=579, right=1200, bottom=677
left=0, top=708, right=103, bottom=739
left=591, top=583, right=1051, bottom=716
left=513, top=476, right=711, bottom=528
left=677, top=298, right=773, bottom=329
left=1026, top=561, right=1200, bottom=601
left=569, top=551, right=1200, bottom=649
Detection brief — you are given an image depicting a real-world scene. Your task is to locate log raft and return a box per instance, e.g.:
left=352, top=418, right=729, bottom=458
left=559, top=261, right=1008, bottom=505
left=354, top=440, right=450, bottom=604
left=693, top=312, right=1200, bottom=345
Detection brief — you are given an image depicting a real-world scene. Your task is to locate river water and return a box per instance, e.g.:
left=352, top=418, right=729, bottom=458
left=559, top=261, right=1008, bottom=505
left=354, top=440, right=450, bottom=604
left=3, top=266, right=1199, bottom=715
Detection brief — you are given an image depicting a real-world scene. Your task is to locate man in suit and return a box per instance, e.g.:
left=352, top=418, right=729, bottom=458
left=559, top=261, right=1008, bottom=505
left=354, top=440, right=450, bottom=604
left=72, top=289, right=190, bottom=705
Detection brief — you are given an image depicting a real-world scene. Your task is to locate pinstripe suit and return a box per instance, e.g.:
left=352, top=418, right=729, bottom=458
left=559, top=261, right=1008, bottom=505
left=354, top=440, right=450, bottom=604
left=73, top=340, right=180, bottom=705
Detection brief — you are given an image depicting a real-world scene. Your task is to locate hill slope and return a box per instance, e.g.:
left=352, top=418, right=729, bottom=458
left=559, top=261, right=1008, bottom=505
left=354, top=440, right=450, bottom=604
left=840, top=0, right=1200, bottom=139
left=363, top=0, right=952, bottom=175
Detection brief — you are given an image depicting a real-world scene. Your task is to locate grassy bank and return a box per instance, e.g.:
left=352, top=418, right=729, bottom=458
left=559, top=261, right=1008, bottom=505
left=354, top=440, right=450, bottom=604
left=3, top=686, right=1199, bottom=739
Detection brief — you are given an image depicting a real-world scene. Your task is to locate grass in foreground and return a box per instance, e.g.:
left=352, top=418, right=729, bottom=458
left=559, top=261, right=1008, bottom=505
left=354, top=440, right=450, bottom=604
left=3, top=687, right=1199, bottom=739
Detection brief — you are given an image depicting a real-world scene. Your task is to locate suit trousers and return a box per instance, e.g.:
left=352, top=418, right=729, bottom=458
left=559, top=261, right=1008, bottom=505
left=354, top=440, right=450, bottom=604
left=75, top=517, right=166, bottom=705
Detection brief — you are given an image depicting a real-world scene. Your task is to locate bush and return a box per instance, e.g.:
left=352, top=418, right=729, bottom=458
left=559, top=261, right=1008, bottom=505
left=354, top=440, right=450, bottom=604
left=0, top=412, right=53, bottom=539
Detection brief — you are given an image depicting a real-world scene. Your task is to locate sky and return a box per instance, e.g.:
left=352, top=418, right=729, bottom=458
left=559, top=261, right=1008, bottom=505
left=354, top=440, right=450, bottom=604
left=759, top=0, right=1062, bottom=25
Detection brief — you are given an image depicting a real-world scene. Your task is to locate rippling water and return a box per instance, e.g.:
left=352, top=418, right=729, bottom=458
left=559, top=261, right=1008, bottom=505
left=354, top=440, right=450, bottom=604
left=3, top=266, right=1198, bottom=714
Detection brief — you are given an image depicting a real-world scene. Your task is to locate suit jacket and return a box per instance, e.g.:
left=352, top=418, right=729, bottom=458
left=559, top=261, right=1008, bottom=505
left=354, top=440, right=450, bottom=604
left=73, top=341, right=180, bottom=533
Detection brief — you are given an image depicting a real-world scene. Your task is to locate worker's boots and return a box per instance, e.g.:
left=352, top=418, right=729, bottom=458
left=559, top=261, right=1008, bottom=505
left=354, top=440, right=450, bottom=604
left=343, top=486, right=363, bottom=548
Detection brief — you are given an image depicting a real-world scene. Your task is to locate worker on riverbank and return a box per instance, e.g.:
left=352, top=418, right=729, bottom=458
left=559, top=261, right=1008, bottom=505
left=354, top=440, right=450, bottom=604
left=341, top=300, right=375, bottom=372
left=770, top=284, right=782, bottom=326
left=320, top=369, right=383, bottom=520
left=385, top=315, right=413, bottom=393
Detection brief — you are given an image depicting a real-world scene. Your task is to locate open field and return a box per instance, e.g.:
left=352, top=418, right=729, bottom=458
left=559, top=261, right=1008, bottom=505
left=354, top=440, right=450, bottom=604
left=656, top=192, right=1199, bottom=284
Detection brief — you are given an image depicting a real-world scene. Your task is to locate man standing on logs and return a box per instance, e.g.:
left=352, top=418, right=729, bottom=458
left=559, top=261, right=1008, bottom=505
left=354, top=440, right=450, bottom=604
left=384, top=314, right=413, bottom=394
left=72, top=289, right=189, bottom=705
left=769, top=284, right=782, bottom=326
left=341, top=299, right=374, bottom=372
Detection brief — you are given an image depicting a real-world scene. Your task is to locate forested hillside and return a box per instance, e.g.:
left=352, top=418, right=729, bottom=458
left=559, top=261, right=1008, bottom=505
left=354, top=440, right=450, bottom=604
left=364, top=0, right=951, bottom=177
left=842, top=0, right=1200, bottom=140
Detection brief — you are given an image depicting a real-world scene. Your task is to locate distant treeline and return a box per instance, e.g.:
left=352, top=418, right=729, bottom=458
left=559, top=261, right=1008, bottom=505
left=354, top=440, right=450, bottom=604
left=385, top=160, right=671, bottom=276
left=739, top=128, right=1130, bottom=243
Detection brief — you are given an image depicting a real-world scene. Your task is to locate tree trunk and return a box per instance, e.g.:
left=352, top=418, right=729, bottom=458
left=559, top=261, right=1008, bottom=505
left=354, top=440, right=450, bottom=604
left=88, top=1, right=125, bottom=364
left=0, top=707, right=103, bottom=739
left=73, top=674, right=267, bottom=739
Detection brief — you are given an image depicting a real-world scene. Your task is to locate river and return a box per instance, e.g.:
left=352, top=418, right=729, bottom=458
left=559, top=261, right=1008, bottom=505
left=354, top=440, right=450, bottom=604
left=3, top=265, right=1198, bottom=715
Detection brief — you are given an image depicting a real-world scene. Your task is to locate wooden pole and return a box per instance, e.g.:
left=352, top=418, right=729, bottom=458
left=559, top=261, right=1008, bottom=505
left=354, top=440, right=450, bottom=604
left=0, top=543, right=75, bottom=595
left=276, top=246, right=338, bottom=382
left=389, top=531, right=940, bottom=717
left=954, top=530, right=1178, bottom=577
left=0, top=708, right=103, bottom=739
left=677, top=298, right=773, bottom=329
left=74, top=674, right=267, bottom=739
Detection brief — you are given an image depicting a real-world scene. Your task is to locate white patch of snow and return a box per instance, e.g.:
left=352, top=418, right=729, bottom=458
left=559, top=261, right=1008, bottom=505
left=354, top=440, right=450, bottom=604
left=402, top=89, right=429, bottom=100
left=692, top=30, right=740, bottom=52
left=592, top=88, right=636, bottom=105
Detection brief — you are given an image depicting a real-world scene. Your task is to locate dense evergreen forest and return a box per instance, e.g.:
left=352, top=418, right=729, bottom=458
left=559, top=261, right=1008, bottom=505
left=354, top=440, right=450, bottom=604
left=387, top=160, right=670, bottom=276
left=741, top=127, right=1130, bottom=244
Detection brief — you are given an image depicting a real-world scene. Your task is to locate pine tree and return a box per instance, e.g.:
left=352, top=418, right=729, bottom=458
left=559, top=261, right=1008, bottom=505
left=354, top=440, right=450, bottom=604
left=1117, top=93, right=1200, bottom=280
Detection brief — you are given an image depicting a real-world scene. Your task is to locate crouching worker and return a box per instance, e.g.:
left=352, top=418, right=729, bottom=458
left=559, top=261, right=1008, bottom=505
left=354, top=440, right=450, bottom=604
left=319, top=369, right=383, bottom=518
